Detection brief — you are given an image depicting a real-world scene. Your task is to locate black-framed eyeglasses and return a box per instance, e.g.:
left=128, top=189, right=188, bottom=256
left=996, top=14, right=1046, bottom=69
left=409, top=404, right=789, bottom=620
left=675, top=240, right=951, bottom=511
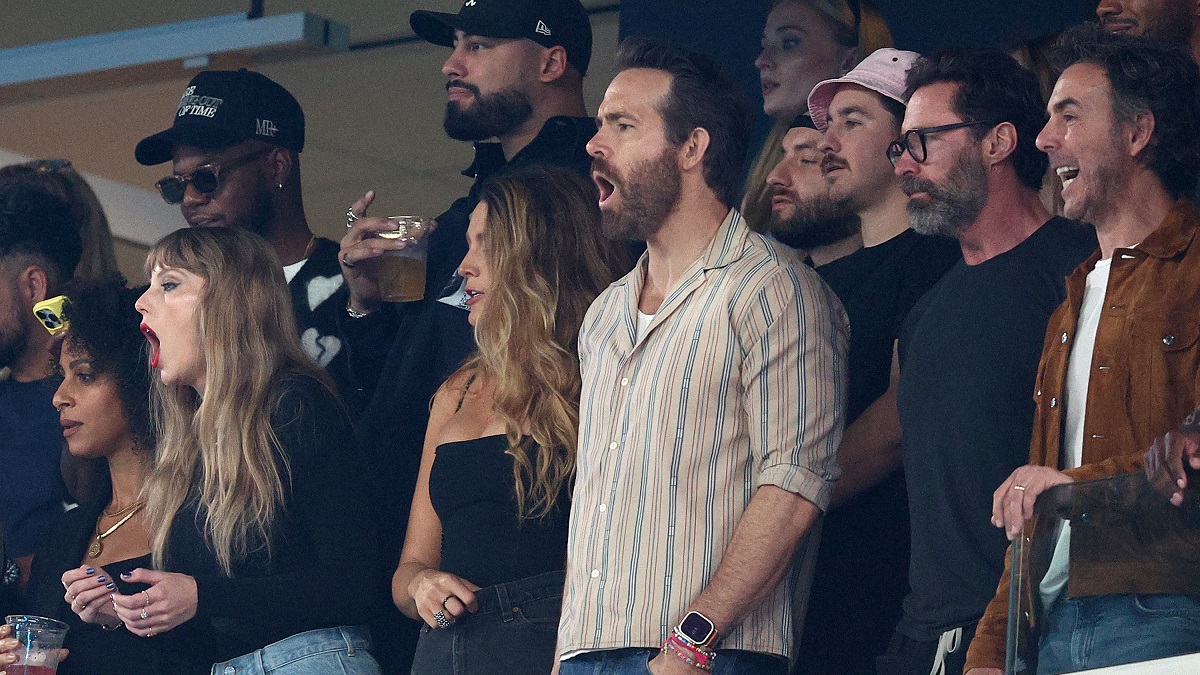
left=886, top=120, right=997, bottom=166
left=154, top=148, right=271, bottom=205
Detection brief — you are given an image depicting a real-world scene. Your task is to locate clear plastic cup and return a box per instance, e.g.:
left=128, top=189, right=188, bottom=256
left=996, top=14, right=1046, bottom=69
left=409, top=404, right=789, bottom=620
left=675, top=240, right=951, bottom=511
left=375, top=216, right=430, bottom=303
left=4, top=615, right=69, bottom=674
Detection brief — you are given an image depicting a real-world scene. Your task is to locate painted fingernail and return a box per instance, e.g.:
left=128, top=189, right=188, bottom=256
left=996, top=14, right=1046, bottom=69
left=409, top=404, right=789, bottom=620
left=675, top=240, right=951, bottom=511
left=86, top=568, right=95, bottom=575
left=96, top=576, right=106, bottom=582
left=106, top=582, right=115, bottom=589
left=121, top=572, right=132, bottom=579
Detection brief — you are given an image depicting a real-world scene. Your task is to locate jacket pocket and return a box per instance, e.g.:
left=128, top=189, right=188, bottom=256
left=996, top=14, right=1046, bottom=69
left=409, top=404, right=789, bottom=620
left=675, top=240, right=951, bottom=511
left=1128, top=312, right=1200, bottom=428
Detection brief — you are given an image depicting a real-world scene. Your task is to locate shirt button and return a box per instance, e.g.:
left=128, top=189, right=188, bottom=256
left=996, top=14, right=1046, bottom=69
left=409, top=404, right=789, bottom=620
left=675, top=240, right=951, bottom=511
left=1050, top=397, right=1057, bottom=408
left=599, top=503, right=607, bottom=512
left=1061, top=332, right=1068, bottom=344
left=620, top=377, right=630, bottom=387
left=608, top=441, right=618, bottom=450
left=591, top=569, right=600, bottom=578
left=1164, top=334, right=1177, bottom=346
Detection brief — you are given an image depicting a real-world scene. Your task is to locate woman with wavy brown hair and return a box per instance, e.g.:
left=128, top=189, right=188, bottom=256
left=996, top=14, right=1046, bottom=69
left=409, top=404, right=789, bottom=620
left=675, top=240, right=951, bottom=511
left=394, top=164, right=627, bottom=675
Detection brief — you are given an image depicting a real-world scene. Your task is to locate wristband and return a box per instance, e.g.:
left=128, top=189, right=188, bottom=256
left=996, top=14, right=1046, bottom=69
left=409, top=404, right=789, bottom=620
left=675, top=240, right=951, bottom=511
left=662, top=633, right=715, bottom=671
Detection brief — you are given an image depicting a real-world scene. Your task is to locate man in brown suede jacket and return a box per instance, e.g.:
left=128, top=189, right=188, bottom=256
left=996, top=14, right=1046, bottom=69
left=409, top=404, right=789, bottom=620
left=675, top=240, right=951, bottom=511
left=966, top=24, right=1200, bottom=675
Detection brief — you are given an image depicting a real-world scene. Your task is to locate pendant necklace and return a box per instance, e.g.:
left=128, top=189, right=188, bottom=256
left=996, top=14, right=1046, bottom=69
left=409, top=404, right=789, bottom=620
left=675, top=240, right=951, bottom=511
left=88, top=500, right=145, bottom=559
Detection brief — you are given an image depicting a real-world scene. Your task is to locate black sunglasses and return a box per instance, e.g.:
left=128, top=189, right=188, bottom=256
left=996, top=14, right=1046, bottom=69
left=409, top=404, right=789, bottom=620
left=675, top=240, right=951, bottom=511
left=154, top=148, right=271, bottom=205
left=886, top=120, right=997, bottom=166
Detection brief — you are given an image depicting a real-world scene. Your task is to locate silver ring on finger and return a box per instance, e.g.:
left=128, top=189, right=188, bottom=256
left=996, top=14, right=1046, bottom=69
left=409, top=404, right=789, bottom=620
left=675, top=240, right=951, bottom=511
left=1013, top=484, right=1027, bottom=491
left=340, top=252, right=356, bottom=269
left=433, top=610, right=451, bottom=628
left=140, top=607, right=148, bottom=620
left=442, top=594, right=455, bottom=609
left=346, top=207, right=361, bottom=228
left=147, top=631, right=154, bottom=638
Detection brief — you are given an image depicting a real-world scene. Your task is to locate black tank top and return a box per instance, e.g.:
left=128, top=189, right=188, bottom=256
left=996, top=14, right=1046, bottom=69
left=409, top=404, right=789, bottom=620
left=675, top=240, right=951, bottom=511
left=428, top=435, right=570, bottom=588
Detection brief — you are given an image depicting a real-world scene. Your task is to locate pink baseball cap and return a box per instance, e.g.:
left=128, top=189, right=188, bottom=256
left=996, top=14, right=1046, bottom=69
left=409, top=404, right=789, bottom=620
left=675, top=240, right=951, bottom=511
left=807, top=48, right=921, bottom=132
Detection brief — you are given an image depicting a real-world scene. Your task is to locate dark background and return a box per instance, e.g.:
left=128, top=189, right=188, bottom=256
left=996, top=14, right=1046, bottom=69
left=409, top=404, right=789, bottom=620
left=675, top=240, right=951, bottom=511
left=618, top=0, right=1097, bottom=144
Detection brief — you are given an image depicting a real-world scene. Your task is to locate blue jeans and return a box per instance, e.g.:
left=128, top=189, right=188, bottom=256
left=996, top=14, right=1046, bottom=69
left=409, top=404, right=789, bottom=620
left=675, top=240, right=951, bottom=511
left=410, top=570, right=564, bottom=675
left=1038, top=594, right=1200, bottom=674
left=210, top=625, right=380, bottom=675
left=559, top=647, right=787, bottom=675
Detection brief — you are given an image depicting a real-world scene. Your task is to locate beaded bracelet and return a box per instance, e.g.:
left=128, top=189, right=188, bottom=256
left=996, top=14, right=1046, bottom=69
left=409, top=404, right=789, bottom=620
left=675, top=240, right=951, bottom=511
left=662, top=633, right=715, bottom=671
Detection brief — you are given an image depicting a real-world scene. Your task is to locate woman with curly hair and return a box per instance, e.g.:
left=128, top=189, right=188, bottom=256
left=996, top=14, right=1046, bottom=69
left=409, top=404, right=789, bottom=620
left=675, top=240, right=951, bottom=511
left=60, top=226, right=383, bottom=674
left=4, top=278, right=158, bottom=674
left=394, top=164, right=628, bottom=674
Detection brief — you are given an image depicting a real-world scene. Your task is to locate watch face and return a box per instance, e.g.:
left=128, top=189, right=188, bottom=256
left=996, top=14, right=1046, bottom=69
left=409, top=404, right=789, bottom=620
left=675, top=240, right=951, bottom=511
left=680, top=612, right=715, bottom=643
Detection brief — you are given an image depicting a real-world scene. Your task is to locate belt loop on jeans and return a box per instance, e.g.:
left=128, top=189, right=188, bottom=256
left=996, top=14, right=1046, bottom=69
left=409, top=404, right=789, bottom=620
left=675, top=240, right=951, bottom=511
left=339, top=625, right=357, bottom=657
left=496, top=581, right=514, bottom=622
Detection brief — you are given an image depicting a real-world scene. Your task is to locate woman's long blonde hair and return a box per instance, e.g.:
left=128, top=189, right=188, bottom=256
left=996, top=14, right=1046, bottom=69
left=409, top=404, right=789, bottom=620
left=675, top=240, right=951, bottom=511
left=466, top=165, right=628, bottom=520
left=742, top=0, right=895, bottom=233
left=142, top=226, right=332, bottom=576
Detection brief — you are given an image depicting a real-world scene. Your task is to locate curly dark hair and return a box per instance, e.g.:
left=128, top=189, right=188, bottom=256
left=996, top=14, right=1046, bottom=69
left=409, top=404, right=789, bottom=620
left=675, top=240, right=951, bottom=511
left=54, top=277, right=155, bottom=454
left=905, top=47, right=1050, bottom=191
left=1050, top=22, right=1200, bottom=199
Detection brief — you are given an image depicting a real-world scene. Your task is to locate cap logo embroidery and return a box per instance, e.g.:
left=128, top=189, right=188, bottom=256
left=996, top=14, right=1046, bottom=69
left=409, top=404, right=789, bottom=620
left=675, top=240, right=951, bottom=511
left=256, top=119, right=279, bottom=138
left=177, top=86, right=223, bottom=119
left=535, top=20, right=551, bottom=36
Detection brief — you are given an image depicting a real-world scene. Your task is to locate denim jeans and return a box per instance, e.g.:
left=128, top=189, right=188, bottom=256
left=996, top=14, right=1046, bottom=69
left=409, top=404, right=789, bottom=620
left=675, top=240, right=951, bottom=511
left=410, top=569, right=564, bottom=675
left=1037, top=594, right=1200, bottom=674
left=210, top=625, right=379, bottom=675
left=558, top=647, right=787, bottom=675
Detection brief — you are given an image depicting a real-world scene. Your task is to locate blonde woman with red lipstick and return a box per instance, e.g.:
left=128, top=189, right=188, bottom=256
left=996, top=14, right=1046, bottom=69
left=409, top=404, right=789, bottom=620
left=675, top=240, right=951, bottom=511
left=111, top=226, right=384, bottom=675
left=394, top=165, right=627, bottom=675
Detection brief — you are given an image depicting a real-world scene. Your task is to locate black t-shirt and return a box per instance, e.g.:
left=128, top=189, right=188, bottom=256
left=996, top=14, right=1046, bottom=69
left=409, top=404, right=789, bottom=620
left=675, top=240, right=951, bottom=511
left=797, top=229, right=961, bottom=674
left=895, top=217, right=1096, bottom=640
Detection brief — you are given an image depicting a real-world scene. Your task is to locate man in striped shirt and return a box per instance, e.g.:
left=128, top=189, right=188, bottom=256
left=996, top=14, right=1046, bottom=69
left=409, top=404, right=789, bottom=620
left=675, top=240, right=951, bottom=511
left=556, top=38, right=849, bottom=675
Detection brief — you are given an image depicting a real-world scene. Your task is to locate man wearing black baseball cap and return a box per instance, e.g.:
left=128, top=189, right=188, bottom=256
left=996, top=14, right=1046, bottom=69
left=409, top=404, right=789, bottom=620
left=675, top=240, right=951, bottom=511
left=134, top=68, right=356, bottom=410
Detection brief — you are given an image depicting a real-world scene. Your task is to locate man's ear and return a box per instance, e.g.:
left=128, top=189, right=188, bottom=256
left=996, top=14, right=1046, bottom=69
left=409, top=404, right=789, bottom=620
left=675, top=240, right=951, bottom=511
left=982, top=121, right=1019, bottom=167
left=679, top=127, right=711, bottom=173
left=1125, top=109, right=1156, bottom=160
left=15, top=264, right=50, bottom=306
left=538, top=45, right=570, bottom=84
left=266, top=147, right=294, bottom=189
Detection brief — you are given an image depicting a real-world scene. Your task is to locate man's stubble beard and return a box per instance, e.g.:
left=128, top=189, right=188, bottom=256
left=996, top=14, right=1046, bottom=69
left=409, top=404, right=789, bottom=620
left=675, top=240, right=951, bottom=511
left=904, top=146, right=989, bottom=239
left=596, top=148, right=682, bottom=242
left=444, top=84, right=535, bottom=142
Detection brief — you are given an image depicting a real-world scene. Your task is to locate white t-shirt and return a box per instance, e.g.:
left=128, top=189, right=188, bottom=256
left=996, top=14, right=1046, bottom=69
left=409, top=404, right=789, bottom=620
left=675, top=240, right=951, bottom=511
left=635, top=311, right=655, bottom=342
left=1040, top=256, right=1112, bottom=604
left=282, top=257, right=306, bottom=284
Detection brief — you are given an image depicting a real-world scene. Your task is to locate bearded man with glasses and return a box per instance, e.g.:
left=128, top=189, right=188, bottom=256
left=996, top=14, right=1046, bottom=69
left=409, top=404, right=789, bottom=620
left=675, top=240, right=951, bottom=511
left=876, top=48, right=1097, bottom=675
left=134, top=69, right=358, bottom=411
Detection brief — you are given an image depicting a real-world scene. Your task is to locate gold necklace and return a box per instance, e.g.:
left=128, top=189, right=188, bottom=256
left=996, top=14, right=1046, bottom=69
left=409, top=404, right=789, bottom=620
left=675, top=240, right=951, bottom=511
left=102, top=499, right=142, bottom=518
left=88, top=501, right=145, bottom=559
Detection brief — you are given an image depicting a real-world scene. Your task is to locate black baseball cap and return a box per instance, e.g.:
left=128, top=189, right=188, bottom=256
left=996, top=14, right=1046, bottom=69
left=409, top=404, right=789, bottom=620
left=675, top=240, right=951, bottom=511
left=135, top=69, right=305, bottom=166
left=410, top=0, right=593, bottom=76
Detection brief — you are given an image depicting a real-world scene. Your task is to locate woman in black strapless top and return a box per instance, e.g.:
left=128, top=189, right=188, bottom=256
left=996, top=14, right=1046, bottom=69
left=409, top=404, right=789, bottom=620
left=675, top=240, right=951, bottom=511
left=393, top=165, right=630, bottom=674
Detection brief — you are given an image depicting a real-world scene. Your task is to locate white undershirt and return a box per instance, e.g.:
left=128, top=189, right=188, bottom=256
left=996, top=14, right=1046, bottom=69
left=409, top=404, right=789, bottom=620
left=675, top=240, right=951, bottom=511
left=1040, top=256, right=1112, bottom=604
left=282, top=258, right=306, bottom=284
left=636, top=311, right=655, bottom=342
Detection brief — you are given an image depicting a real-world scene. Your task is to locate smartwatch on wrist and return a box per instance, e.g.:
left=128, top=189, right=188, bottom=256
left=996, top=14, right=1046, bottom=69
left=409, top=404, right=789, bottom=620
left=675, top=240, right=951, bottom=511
left=676, top=610, right=718, bottom=648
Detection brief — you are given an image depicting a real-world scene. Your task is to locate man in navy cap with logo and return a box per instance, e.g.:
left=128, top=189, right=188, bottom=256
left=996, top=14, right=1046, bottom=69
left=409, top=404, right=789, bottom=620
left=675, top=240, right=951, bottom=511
left=134, top=69, right=356, bottom=408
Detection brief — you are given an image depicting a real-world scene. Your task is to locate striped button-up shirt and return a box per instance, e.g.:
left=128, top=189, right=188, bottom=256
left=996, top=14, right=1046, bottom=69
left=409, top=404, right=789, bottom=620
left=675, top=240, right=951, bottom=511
left=558, top=210, right=848, bottom=658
